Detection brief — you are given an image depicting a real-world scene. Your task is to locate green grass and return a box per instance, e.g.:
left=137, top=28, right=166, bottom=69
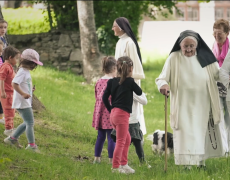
left=2, top=8, right=56, bottom=34
left=141, top=49, right=169, bottom=64
left=0, top=61, right=230, bottom=179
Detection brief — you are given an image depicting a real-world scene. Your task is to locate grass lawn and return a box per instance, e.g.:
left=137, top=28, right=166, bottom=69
left=0, top=60, right=230, bottom=180
left=2, top=8, right=55, bottom=34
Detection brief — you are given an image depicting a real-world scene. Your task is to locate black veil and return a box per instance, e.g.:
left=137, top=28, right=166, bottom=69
left=116, top=17, right=142, bottom=64
left=170, top=30, right=217, bottom=67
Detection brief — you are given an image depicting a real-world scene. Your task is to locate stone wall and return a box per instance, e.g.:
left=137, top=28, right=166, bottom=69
left=8, top=30, right=83, bottom=75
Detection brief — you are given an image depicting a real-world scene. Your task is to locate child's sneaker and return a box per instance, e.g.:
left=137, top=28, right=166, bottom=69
left=25, top=144, right=40, bottom=153
left=4, top=129, right=15, bottom=136
left=111, top=166, right=127, bottom=174
left=139, top=160, right=152, bottom=169
left=146, top=163, right=151, bottom=169
left=120, top=164, right=135, bottom=174
left=4, top=136, right=23, bottom=148
left=0, top=117, right=5, bottom=124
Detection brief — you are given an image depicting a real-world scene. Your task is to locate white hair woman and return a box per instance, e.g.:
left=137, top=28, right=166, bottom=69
left=213, top=19, right=230, bottom=150
left=156, top=30, right=227, bottom=169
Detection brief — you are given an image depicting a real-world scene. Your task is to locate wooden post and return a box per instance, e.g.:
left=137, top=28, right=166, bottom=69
left=47, top=1, right=53, bottom=30
left=77, top=1, right=102, bottom=83
left=164, top=94, right=168, bottom=172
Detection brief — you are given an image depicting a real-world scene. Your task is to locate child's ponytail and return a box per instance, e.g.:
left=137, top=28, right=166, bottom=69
left=117, top=56, right=133, bottom=85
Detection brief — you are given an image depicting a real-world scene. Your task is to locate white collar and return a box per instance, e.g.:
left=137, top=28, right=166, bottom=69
left=119, top=33, right=129, bottom=39
left=101, top=75, right=113, bottom=79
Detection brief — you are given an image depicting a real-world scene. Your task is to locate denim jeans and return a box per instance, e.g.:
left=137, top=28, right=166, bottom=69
left=12, top=107, right=35, bottom=143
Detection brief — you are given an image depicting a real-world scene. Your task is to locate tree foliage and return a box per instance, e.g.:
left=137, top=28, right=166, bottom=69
left=94, top=1, right=149, bottom=55
left=148, top=0, right=179, bottom=19
left=2, top=8, right=52, bottom=34
left=51, top=1, right=78, bottom=31
left=34, top=0, right=180, bottom=55
left=33, top=0, right=79, bottom=30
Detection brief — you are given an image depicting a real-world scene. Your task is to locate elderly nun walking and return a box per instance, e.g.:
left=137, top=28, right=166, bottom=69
left=156, top=30, right=227, bottom=169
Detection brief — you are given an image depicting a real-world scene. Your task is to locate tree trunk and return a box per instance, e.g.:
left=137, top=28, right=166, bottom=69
left=47, top=1, right=53, bottom=30
left=77, top=1, right=102, bottom=83
left=5, top=1, right=16, bottom=8
left=0, top=5, right=3, bottom=19
left=14, top=0, right=22, bottom=8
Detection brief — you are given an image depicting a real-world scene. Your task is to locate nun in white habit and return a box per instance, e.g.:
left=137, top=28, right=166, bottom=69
left=112, top=17, right=146, bottom=135
left=156, top=30, right=227, bottom=168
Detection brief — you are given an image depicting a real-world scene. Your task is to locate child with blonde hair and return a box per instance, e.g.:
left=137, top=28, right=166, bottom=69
left=92, top=56, right=117, bottom=164
left=4, top=49, right=43, bottom=152
left=103, top=56, right=142, bottom=174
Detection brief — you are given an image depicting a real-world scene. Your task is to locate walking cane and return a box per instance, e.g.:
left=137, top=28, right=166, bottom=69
left=164, top=91, right=169, bottom=172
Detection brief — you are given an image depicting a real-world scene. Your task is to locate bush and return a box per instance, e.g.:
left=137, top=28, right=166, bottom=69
left=94, top=1, right=149, bottom=55
left=2, top=7, right=56, bottom=34
left=34, top=1, right=150, bottom=55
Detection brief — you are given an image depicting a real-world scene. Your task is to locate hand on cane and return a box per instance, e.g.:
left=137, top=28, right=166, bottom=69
left=160, top=84, right=170, bottom=97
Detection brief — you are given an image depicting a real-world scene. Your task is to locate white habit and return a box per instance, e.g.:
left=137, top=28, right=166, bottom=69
left=156, top=50, right=227, bottom=165
left=219, top=47, right=230, bottom=150
left=115, top=33, right=146, bottom=135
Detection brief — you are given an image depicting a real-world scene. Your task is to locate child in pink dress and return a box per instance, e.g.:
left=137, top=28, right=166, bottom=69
left=92, top=56, right=117, bottom=164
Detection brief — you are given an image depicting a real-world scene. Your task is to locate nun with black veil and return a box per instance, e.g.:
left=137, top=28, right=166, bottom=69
left=111, top=17, right=147, bottom=164
left=156, top=30, right=228, bottom=169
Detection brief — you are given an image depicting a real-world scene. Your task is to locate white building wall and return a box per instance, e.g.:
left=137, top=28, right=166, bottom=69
left=140, top=2, right=216, bottom=62
left=0, top=1, right=5, bottom=7
left=199, top=1, right=215, bottom=22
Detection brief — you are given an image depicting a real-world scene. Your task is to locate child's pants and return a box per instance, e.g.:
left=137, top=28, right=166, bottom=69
left=12, top=108, right=35, bottom=143
left=0, top=93, right=14, bottom=130
left=132, top=138, right=145, bottom=162
left=110, top=108, right=130, bottom=168
left=94, top=128, right=115, bottom=158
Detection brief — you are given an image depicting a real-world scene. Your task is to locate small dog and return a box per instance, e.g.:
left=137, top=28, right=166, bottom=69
left=151, top=130, right=174, bottom=156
